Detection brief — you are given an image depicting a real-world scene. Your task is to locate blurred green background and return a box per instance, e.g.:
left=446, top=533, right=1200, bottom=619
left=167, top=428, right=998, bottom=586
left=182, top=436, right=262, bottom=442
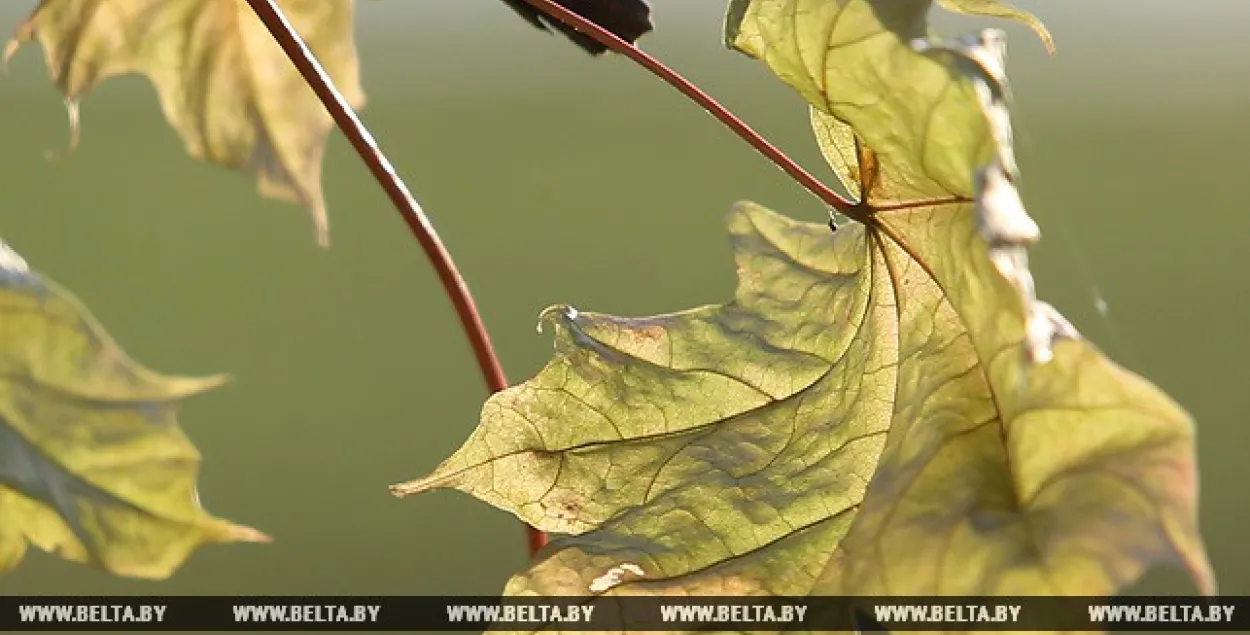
left=0, top=0, right=1246, bottom=607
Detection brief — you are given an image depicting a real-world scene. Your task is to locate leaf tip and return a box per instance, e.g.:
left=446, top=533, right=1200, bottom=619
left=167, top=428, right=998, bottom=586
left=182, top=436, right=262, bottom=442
left=390, top=464, right=465, bottom=498
left=0, top=239, right=30, bottom=273
left=536, top=304, right=580, bottom=334
left=1034, top=23, right=1056, bottom=56
left=43, top=99, right=81, bottom=162
left=181, top=372, right=232, bottom=395
left=722, top=0, right=751, bottom=51
left=216, top=522, right=272, bottom=545
left=1015, top=17, right=1055, bottom=55
left=313, top=201, right=331, bottom=248
left=1, top=16, right=35, bottom=74
left=388, top=479, right=424, bottom=498
left=935, top=0, right=1055, bottom=55
left=1173, top=525, right=1217, bottom=597
left=1196, top=569, right=1219, bottom=597
left=1, top=40, right=17, bottom=75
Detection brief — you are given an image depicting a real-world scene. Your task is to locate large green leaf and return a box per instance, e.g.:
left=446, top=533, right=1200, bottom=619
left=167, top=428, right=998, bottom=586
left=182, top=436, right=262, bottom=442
left=0, top=241, right=267, bottom=580
left=397, top=197, right=1210, bottom=600
left=394, top=0, right=1211, bottom=626
left=5, top=0, right=364, bottom=247
left=725, top=0, right=1048, bottom=204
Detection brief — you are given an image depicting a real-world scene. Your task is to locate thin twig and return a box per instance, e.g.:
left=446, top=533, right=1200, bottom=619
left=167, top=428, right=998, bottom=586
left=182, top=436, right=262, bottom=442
left=243, top=0, right=547, bottom=556
left=517, top=0, right=859, bottom=217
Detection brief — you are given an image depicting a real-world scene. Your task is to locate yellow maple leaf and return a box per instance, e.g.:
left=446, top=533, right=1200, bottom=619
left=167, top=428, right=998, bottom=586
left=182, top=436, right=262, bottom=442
left=6, top=0, right=365, bottom=246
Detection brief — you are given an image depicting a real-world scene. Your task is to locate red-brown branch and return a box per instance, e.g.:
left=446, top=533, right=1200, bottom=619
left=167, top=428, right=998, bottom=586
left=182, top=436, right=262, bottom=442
left=243, top=0, right=547, bottom=556
left=515, top=0, right=857, bottom=216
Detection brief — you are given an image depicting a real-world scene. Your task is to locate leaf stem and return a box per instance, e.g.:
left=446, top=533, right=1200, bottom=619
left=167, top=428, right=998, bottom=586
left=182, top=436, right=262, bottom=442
left=243, top=0, right=547, bottom=556
left=516, top=0, right=858, bottom=217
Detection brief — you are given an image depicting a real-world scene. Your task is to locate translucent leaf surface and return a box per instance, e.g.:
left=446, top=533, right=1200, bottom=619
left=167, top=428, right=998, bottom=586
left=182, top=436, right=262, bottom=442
left=6, top=0, right=364, bottom=246
left=396, top=0, right=1211, bottom=628
left=398, top=199, right=1209, bottom=603
left=0, top=242, right=268, bottom=579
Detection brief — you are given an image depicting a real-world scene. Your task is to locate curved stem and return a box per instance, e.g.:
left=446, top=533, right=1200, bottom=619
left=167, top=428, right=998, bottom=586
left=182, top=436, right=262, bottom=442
left=244, top=0, right=547, bottom=556
left=517, top=0, right=858, bottom=218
